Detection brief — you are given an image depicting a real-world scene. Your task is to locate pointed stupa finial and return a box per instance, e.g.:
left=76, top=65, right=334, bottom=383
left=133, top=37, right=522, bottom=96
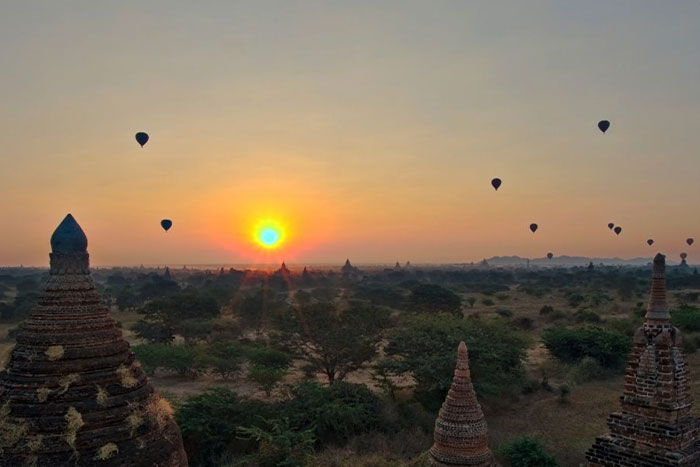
left=429, top=341, right=498, bottom=466
left=49, top=214, right=90, bottom=274
left=50, top=214, right=87, bottom=253
left=645, top=253, right=670, bottom=324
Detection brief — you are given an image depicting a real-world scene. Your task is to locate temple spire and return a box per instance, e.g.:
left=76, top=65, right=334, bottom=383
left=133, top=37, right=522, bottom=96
left=586, top=253, right=700, bottom=466
left=645, top=253, right=670, bottom=324
left=429, top=342, right=498, bottom=466
left=0, top=214, right=188, bottom=466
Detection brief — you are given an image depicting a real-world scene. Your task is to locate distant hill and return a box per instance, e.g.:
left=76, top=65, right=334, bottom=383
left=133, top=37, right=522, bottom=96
left=482, top=255, right=676, bottom=267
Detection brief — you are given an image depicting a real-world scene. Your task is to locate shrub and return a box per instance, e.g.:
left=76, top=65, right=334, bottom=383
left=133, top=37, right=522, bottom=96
left=502, top=436, right=557, bottom=467
left=558, top=384, right=570, bottom=403
left=539, top=305, right=554, bottom=316
left=495, top=308, right=513, bottom=318
left=573, top=310, right=602, bottom=324
left=408, top=284, right=462, bottom=315
left=568, top=356, right=605, bottom=383
left=282, top=381, right=382, bottom=445
left=514, top=317, right=534, bottom=330
left=237, top=417, right=315, bottom=467
left=132, top=344, right=202, bottom=378
left=542, top=326, right=631, bottom=370
left=481, top=298, right=495, bottom=306
left=176, top=388, right=273, bottom=466
left=672, top=305, right=700, bottom=332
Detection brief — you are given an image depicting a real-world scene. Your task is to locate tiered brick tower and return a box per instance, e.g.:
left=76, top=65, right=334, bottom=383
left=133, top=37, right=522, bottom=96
left=429, top=341, right=499, bottom=467
left=0, top=214, right=188, bottom=466
left=587, top=253, right=700, bottom=466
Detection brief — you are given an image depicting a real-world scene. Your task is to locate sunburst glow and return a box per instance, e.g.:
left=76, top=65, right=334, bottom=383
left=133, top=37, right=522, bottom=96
left=254, top=220, right=285, bottom=249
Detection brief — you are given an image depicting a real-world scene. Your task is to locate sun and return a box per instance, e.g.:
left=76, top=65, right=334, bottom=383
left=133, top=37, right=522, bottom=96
left=253, top=219, right=286, bottom=249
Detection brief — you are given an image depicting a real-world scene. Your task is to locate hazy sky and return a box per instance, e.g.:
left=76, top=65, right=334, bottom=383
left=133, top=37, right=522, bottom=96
left=2, top=1, right=700, bottom=266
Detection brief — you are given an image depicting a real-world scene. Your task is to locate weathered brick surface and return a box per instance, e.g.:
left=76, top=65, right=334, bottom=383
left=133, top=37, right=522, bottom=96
left=429, top=341, right=499, bottom=466
left=0, top=215, right=188, bottom=467
left=587, top=254, right=700, bottom=466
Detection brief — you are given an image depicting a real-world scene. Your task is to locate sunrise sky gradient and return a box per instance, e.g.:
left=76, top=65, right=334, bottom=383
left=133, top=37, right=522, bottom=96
left=2, top=1, right=700, bottom=266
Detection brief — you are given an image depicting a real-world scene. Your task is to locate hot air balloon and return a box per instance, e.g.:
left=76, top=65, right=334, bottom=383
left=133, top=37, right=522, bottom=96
left=547, top=252, right=553, bottom=260
left=687, top=238, right=694, bottom=246
left=491, top=178, right=502, bottom=191
left=647, top=239, right=654, bottom=246
left=598, top=120, right=610, bottom=133
left=681, top=252, right=688, bottom=260
left=160, top=219, right=172, bottom=232
left=608, top=223, right=614, bottom=230
left=529, top=223, right=538, bottom=233
left=614, top=226, right=622, bottom=235
left=135, top=132, right=149, bottom=147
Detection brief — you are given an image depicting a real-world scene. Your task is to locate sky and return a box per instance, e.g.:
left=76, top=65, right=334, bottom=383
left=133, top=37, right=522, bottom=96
left=1, top=1, right=700, bottom=266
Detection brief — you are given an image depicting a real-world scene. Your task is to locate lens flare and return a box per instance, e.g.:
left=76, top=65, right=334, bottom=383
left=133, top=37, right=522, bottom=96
left=254, top=220, right=285, bottom=249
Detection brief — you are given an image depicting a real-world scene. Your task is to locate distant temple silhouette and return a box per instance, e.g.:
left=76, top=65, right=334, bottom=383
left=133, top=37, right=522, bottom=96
left=0, top=215, right=187, bottom=466
left=341, top=258, right=360, bottom=277
left=587, top=254, right=700, bottom=466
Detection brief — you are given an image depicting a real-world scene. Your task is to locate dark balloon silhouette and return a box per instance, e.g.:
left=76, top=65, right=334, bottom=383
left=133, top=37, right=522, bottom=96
left=647, top=239, right=654, bottom=246
left=687, top=238, right=694, bottom=246
left=681, top=252, right=688, bottom=260
left=160, top=219, right=172, bottom=232
left=529, top=223, right=538, bottom=233
left=135, top=132, right=149, bottom=147
left=491, top=178, right=502, bottom=191
left=608, top=223, right=614, bottom=230
left=614, top=226, right=622, bottom=235
left=547, top=252, right=553, bottom=260
left=598, top=120, right=610, bottom=133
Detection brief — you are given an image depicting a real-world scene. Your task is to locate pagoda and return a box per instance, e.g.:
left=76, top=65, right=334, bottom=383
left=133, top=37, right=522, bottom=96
left=587, top=253, right=700, bottom=466
left=0, top=214, right=188, bottom=466
left=429, top=342, right=498, bottom=467
left=341, top=258, right=359, bottom=277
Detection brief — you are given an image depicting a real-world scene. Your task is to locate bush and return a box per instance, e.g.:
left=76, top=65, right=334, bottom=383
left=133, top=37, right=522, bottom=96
left=672, top=305, right=700, bottom=332
left=502, top=436, right=557, bottom=467
left=246, top=346, right=294, bottom=370
left=482, top=298, right=495, bottom=306
left=237, top=417, right=315, bottom=467
left=176, top=388, right=273, bottom=466
left=542, top=326, right=631, bottom=370
left=132, top=344, right=202, bottom=378
left=568, top=356, right=606, bottom=383
left=539, top=305, right=554, bottom=316
left=495, top=308, right=513, bottom=318
left=573, top=310, right=602, bottom=324
left=282, top=381, right=382, bottom=446
left=514, top=317, right=534, bottom=330
left=409, top=284, right=462, bottom=315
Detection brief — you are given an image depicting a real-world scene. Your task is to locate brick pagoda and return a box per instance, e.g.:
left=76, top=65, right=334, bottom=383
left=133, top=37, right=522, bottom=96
left=429, top=341, right=499, bottom=466
left=587, top=253, right=700, bottom=466
left=0, top=214, right=188, bottom=466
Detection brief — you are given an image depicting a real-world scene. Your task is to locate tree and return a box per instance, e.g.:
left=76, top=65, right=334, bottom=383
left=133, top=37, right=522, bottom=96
left=466, top=296, right=477, bottom=308
left=409, top=284, right=462, bottom=315
left=381, top=314, right=529, bottom=408
left=237, top=417, right=315, bottom=467
left=198, top=342, right=245, bottom=380
left=273, top=300, right=390, bottom=384
left=135, top=289, right=220, bottom=343
left=542, top=326, right=631, bottom=370
left=246, top=347, right=293, bottom=396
